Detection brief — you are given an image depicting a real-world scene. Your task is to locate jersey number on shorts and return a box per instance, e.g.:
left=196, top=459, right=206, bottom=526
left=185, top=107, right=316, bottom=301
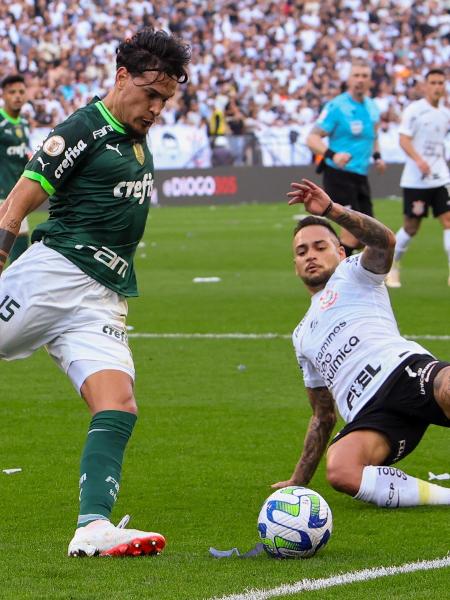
left=0, top=295, right=20, bottom=322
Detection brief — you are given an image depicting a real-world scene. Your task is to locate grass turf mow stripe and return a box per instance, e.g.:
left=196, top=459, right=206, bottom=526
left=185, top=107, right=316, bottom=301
left=128, top=332, right=450, bottom=341
left=209, top=556, right=450, bottom=600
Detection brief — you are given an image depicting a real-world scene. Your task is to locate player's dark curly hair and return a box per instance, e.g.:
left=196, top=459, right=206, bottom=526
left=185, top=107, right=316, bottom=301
left=293, top=216, right=341, bottom=244
left=116, top=28, right=191, bottom=83
left=425, top=68, right=445, bottom=79
left=1, top=74, right=25, bottom=89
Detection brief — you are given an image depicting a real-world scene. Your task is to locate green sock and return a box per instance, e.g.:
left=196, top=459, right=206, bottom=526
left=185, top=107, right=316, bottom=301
left=77, top=410, right=137, bottom=527
left=9, top=234, right=29, bottom=263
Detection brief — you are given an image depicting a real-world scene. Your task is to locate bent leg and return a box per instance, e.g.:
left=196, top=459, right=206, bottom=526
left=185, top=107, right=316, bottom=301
left=76, top=369, right=137, bottom=527
left=326, top=429, right=390, bottom=496
left=80, top=368, right=137, bottom=415
left=327, top=429, right=450, bottom=507
left=67, top=368, right=165, bottom=556
left=393, top=216, right=421, bottom=262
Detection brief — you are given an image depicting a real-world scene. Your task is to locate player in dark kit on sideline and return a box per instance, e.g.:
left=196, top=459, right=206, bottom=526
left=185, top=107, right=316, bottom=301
left=0, top=28, right=191, bottom=557
left=272, top=178, right=450, bottom=508
left=0, top=75, right=31, bottom=262
left=306, top=60, right=386, bottom=257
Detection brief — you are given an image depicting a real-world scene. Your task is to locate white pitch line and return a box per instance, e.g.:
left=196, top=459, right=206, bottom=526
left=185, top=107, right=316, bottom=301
left=128, top=332, right=450, bottom=341
left=208, top=556, right=450, bottom=600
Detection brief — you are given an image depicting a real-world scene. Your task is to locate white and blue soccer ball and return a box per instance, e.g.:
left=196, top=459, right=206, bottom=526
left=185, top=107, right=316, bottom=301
left=257, top=486, right=332, bottom=558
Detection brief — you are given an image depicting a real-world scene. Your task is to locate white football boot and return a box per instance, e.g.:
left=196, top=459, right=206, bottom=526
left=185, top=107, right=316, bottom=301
left=385, top=261, right=401, bottom=288
left=68, top=515, right=165, bottom=557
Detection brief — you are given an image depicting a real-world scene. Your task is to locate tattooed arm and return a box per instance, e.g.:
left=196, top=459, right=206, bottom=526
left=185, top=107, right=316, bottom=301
left=271, top=387, right=337, bottom=488
left=288, top=178, right=396, bottom=274
left=0, top=177, right=48, bottom=274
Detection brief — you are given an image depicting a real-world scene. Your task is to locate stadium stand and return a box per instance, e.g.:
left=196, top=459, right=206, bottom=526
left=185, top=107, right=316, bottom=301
left=0, top=1, right=449, bottom=166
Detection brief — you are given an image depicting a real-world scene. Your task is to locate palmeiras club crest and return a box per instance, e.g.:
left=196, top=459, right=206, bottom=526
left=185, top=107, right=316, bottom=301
left=133, top=142, right=145, bottom=165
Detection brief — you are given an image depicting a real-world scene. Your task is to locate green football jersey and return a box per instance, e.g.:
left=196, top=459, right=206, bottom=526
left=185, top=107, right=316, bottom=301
left=25, top=98, right=154, bottom=297
left=0, top=107, right=30, bottom=199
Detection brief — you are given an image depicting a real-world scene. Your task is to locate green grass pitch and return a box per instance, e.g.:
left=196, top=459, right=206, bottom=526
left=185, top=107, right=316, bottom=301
left=0, top=198, right=448, bottom=599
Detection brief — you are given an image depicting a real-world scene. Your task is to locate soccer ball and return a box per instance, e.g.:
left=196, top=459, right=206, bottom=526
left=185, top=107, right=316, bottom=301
left=257, top=486, right=332, bottom=558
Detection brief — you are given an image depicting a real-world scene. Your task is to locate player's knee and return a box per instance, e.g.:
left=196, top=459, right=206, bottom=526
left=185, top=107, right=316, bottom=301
left=326, top=461, right=361, bottom=496
left=404, top=224, right=419, bottom=237
left=117, top=392, right=138, bottom=415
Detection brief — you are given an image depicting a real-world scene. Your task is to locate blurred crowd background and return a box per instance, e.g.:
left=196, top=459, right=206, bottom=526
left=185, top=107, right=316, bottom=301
left=1, top=0, right=449, bottom=167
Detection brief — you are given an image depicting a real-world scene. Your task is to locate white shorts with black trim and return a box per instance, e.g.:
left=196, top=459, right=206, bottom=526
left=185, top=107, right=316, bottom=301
left=0, top=242, right=135, bottom=393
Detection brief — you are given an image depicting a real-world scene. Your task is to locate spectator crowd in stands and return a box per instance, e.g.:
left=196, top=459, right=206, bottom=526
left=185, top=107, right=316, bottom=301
left=0, top=0, right=449, bottom=140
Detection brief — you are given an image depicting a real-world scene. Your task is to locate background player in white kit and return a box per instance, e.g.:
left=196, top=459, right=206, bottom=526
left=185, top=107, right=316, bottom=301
left=386, top=69, right=450, bottom=287
left=272, top=178, right=450, bottom=508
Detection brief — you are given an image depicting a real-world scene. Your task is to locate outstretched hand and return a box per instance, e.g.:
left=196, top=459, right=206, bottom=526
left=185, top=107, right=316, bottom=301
left=271, top=479, right=300, bottom=489
left=287, top=179, right=333, bottom=215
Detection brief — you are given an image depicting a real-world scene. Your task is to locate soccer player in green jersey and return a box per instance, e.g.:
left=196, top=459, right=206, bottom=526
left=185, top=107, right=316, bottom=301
left=0, top=28, right=190, bottom=557
left=0, top=75, right=31, bottom=262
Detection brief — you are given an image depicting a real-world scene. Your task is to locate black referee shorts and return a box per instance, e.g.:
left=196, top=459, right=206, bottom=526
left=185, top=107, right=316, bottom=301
left=330, top=354, right=450, bottom=465
left=323, top=164, right=373, bottom=216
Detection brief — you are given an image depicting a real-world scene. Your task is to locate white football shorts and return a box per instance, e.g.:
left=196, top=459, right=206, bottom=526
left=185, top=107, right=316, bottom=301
left=0, top=242, right=135, bottom=392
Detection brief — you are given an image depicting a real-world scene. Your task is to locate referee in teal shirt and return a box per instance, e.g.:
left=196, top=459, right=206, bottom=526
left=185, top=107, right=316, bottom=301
left=307, top=60, right=386, bottom=256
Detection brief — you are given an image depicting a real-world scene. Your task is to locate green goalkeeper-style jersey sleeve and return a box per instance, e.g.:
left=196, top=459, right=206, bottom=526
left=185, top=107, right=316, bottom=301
left=25, top=99, right=155, bottom=297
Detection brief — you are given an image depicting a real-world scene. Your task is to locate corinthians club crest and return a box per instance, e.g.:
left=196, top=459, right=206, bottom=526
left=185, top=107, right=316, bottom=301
left=133, top=142, right=145, bottom=165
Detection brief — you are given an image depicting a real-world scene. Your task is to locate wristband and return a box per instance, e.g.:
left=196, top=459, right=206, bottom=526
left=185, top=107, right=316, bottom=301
left=324, top=148, right=335, bottom=160
left=372, top=151, right=381, bottom=161
left=321, top=200, right=333, bottom=217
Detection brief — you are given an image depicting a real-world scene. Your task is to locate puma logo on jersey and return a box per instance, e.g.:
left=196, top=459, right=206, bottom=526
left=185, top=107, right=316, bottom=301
left=37, top=156, right=50, bottom=171
left=106, top=143, right=122, bottom=156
